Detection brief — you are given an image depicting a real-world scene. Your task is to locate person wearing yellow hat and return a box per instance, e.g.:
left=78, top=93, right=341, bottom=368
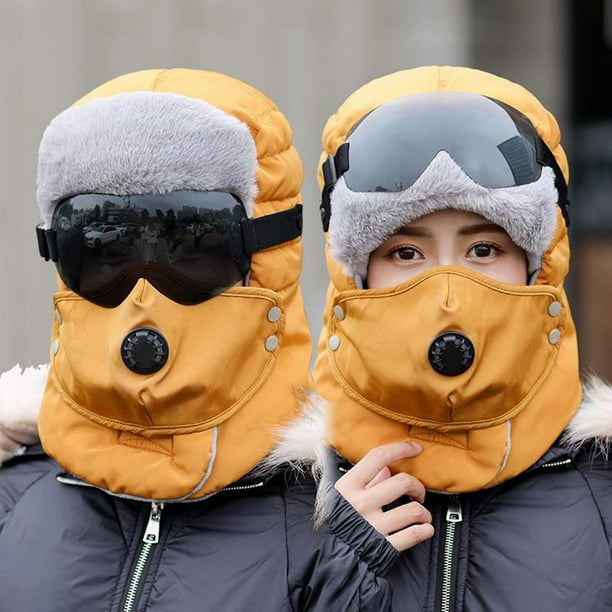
left=314, top=66, right=612, bottom=610
left=0, top=68, right=391, bottom=610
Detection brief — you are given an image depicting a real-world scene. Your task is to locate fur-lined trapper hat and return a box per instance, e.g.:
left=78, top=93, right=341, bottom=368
left=29, top=69, right=313, bottom=501
left=314, top=66, right=584, bottom=493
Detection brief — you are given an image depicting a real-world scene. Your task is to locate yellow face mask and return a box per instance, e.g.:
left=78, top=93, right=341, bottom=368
left=40, top=279, right=297, bottom=500
left=315, top=266, right=582, bottom=492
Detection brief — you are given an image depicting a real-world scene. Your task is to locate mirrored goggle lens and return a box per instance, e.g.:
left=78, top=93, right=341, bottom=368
left=342, top=92, right=542, bottom=192
left=49, top=191, right=250, bottom=307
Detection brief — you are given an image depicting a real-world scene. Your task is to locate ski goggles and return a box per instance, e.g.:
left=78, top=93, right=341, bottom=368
left=320, top=92, right=569, bottom=230
left=37, top=190, right=302, bottom=307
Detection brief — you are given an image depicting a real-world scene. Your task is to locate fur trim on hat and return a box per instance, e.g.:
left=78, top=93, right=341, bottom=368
left=0, top=364, right=48, bottom=464
left=37, top=92, right=258, bottom=228
left=328, top=152, right=558, bottom=280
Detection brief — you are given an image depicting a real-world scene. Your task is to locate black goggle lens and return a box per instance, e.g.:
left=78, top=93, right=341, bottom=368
left=50, top=191, right=250, bottom=307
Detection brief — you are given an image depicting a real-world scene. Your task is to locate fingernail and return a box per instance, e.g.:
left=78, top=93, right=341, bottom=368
left=409, top=441, right=422, bottom=452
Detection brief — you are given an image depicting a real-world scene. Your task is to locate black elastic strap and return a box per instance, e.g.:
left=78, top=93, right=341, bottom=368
left=334, top=142, right=350, bottom=177
left=36, top=226, right=58, bottom=262
left=535, top=138, right=570, bottom=227
left=319, top=143, right=351, bottom=232
left=320, top=155, right=336, bottom=232
left=241, top=204, right=303, bottom=255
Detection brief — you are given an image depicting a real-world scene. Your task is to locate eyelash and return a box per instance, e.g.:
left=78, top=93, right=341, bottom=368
left=467, top=242, right=504, bottom=257
left=386, top=246, right=421, bottom=260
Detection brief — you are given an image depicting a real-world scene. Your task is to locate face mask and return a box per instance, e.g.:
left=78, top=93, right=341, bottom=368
left=315, top=266, right=581, bottom=492
left=39, top=279, right=295, bottom=500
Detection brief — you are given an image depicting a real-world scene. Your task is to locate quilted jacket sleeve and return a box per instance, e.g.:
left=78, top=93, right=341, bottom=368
left=0, top=446, right=56, bottom=532
left=285, top=482, right=397, bottom=611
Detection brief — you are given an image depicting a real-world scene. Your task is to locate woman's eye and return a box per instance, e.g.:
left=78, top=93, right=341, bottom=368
left=391, top=247, right=420, bottom=261
left=468, top=243, right=499, bottom=258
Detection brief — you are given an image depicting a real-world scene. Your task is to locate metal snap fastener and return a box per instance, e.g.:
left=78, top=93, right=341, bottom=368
left=265, top=335, right=279, bottom=351
left=333, top=305, right=345, bottom=320
left=548, top=301, right=562, bottom=317
left=548, top=329, right=561, bottom=345
left=267, top=306, right=282, bottom=322
left=328, top=335, right=341, bottom=351
left=51, top=339, right=60, bottom=355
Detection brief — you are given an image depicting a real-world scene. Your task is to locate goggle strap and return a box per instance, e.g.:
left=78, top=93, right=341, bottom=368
left=36, top=225, right=58, bottom=262
left=240, top=204, right=303, bottom=255
left=535, top=137, right=570, bottom=227
left=320, top=156, right=336, bottom=232
left=320, top=143, right=350, bottom=232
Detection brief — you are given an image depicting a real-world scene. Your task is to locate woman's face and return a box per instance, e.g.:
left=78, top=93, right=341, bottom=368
left=367, top=209, right=528, bottom=289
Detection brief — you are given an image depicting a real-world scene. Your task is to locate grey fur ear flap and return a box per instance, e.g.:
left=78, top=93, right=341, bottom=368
left=37, top=92, right=259, bottom=228
left=328, top=152, right=559, bottom=280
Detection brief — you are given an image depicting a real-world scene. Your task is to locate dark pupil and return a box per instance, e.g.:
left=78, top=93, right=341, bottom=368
left=474, top=244, right=491, bottom=257
left=398, top=247, right=415, bottom=260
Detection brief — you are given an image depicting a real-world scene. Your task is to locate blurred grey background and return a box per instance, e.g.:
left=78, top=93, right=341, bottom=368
left=1, top=0, right=611, bottom=379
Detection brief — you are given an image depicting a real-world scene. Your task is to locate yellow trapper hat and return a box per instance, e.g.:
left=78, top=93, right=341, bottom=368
left=314, top=66, right=581, bottom=492
left=36, top=68, right=312, bottom=500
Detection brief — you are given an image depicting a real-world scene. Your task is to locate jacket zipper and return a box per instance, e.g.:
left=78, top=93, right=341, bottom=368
left=56, top=473, right=262, bottom=609
left=438, top=496, right=462, bottom=612
left=120, top=502, right=164, bottom=612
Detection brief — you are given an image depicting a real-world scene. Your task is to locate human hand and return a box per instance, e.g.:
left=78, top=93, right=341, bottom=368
left=334, top=441, right=434, bottom=551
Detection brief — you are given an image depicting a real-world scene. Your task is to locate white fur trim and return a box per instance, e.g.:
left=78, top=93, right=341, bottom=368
left=256, top=391, right=327, bottom=479
left=563, top=376, right=612, bottom=458
left=0, top=363, right=48, bottom=464
left=328, top=152, right=558, bottom=279
left=255, top=392, right=335, bottom=527
left=37, top=92, right=258, bottom=227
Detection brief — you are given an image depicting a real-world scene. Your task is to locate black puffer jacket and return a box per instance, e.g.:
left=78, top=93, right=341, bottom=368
left=324, top=382, right=612, bottom=612
left=0, top=446, right=391, bottom=612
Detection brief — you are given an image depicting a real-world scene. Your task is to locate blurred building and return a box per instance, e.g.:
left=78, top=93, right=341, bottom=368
left=0, top=0, right=609, bottom=380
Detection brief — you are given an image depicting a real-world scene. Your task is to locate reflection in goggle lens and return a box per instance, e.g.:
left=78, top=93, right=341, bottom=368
left=50, top=191, right=250, bottom=307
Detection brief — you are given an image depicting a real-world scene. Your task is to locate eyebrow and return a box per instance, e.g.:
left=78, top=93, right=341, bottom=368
left=395, top=222, right=507, bottom=238
left=458, top=223, right=507, bottom=237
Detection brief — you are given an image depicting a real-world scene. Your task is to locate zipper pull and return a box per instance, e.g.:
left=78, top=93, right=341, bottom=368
left=143, top=502, right=164, bottom=544
left=446, top=496, right=462, bottom=523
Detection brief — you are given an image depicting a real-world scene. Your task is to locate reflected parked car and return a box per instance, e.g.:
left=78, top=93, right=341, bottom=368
left=83, top=221, right=104, bottom=234
left=84, top=225, right=122, bottom=248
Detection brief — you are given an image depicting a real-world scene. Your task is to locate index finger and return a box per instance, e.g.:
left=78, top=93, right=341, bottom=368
left=340, top=441, right=423, bottom=489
